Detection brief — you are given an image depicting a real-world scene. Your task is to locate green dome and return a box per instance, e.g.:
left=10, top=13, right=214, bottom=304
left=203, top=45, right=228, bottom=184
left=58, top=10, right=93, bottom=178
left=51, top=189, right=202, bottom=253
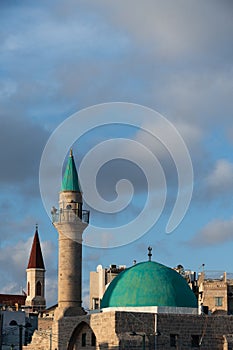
left=101, top=261, right=197, bottom=309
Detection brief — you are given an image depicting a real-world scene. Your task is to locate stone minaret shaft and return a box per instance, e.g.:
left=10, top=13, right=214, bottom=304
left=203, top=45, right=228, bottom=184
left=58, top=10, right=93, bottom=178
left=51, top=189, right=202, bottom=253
left=52, top=149, right=89, bottom=317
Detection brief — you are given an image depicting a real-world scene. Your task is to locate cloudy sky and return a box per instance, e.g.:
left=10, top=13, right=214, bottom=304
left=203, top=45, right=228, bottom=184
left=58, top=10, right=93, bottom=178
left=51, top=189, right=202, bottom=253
left=1, top=0, right=233, bottom=308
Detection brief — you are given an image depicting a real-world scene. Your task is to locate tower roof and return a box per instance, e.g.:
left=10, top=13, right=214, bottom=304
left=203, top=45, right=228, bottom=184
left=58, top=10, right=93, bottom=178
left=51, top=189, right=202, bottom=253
left=61, top=149, right=81, bottom=192
left=101, top=261, right=197, bottom=309
left=27, top=227, right=45, bottom=269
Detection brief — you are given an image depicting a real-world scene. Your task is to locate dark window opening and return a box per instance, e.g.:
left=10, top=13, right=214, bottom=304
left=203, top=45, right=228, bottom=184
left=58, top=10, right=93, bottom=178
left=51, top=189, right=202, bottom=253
left=27, top=282, right=30, bottom=296
left=170, top=334, right=178, bottom=347
left=191, top=334, right=200, bottom=347
left=91, top=332, right=96, bottom=346
left=36, top=281, right=42, bottom=296
left=82, top=333, right=86, bottom=347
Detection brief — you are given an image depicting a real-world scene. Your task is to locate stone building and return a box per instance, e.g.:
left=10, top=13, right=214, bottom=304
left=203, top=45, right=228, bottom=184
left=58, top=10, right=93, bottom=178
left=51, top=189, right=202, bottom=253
left=25, top=257, right=233, bottom=350
left=89, top=264, right=126, bottom=310
left=0, top=226, right=45, bottom=314
left=198, top=271, right=233, bottom=315
left=0, top=227, right=45, bottom=349
left=23, top=150, right=233, bottom=350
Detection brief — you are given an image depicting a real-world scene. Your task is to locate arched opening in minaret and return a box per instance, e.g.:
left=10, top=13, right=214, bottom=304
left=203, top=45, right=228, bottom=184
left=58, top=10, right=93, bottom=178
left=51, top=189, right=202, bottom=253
left=27, top=282, right=30, bottom=296
left=36, top=281, right=42, bottom=296
left=67, top=321, right=97, bottom=350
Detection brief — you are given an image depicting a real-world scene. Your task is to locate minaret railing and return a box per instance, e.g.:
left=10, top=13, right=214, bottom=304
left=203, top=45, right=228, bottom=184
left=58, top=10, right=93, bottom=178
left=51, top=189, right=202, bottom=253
left=52, top=208, right=89, bottom=224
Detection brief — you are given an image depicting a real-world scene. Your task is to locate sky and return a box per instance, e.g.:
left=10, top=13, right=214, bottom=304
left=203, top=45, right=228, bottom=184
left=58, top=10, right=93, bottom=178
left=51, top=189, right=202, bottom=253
left=0, top=0, right=233, bottom=308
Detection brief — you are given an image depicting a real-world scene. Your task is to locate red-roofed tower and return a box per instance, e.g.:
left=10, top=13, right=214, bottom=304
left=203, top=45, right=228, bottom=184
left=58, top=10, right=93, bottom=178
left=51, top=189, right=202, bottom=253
left=26, top=225, right=46, bottom=312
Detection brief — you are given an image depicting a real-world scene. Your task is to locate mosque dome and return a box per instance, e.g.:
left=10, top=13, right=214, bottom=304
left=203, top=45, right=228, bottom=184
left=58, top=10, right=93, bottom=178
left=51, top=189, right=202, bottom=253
left=101, top=261, right=197, bottom=309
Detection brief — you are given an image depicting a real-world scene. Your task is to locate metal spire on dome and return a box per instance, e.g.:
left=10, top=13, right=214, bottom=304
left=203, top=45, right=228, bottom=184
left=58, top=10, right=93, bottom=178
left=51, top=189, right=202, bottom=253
left=148, top=246, right=152, bottom=261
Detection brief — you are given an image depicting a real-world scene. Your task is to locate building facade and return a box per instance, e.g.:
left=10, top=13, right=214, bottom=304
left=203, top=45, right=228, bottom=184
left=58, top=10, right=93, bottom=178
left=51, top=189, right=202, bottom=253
left=89, top=264, right=126, bottom=310
left=198, top=271, right=233, bottom=315
left=22, top=151, right=233, bottom=350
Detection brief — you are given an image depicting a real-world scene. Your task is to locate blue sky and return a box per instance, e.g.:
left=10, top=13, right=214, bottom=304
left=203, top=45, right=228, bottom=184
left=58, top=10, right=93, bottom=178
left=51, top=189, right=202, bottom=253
left=0, top=0, right=233, bottom=308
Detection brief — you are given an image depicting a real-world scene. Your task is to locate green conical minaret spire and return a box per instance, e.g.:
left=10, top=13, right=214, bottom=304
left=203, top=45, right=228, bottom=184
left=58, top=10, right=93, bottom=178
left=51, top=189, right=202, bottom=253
left=61, top=149, right=81, bottom=192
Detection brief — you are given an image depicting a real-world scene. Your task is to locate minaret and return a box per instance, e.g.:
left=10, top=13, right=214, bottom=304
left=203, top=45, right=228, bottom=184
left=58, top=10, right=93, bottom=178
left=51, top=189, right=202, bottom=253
left=52, top=149, right=89, bottom=318
left=26, top=225, right=46, bottom=312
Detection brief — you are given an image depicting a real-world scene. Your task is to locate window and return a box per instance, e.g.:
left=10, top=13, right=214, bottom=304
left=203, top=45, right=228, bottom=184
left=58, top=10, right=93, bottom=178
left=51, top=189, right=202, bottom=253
left=27, top=282, right=30, bottom=296
left=191, top=335, right=200, bottom=347
left=36, top=281, right=42, bottom=296
left=81, top=333, right=86, bottom=347
left=91, top=333, right=96, bottom=346
left=92, top=298, right=99, bottom=310
left=170, top=334, right=178, bottom=347
left=215, top=297, right=223, bottom=306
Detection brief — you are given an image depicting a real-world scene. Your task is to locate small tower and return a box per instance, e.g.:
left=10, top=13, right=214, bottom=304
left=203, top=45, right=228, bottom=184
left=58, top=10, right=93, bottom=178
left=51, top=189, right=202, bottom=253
left=52, top=149, right=89, bottom=318
left=26, top=225, right=46, bottom=312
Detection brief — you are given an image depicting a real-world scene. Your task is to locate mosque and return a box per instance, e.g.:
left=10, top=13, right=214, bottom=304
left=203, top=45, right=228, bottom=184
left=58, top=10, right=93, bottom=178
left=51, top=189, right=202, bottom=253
left=25, top=151, right=233, bottom=350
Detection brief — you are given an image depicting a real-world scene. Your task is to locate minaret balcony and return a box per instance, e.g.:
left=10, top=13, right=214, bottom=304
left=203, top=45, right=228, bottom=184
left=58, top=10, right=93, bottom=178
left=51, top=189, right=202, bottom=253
left=52, top=208, right=90, bottom=224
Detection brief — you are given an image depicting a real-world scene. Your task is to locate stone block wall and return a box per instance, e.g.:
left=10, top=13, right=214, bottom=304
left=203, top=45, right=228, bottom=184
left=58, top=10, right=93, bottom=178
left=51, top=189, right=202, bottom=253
left=23, top=311, right=233, bottom=350
left=114, top=312, right=156, bottom=349
left=23, top=318, right=53, bottom=350
left=38, top=317, right=53, bottom=331
left=48, top=312, right=119, bottom=349
left=157, top=314, right=233, bottom=350
left=23, top=329, right=51, bottom=350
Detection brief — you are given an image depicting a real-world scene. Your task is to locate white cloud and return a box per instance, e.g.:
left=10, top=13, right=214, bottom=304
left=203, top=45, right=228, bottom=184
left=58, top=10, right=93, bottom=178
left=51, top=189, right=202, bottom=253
left=40, top=240, right=58, bottom=307
left=135, top=120, right=203, bottom=156
left=0, top=0, right=233, bottom=293
left=2, top=34, right=25, bottom=52
left=154, top=68, right=233, bottom=128
left=0, top=80, right=17, bottom=99
left=205, top=159, right=233, bottom=196
left=126, top=120, right=203, bottom=191
left=0, top=236, right=57, bottom=307
left=0, top=282, right=22, bottom=295
left=82, top=285, right=90, bottom=310
left=45, top=275, right=58, bottom=308
left=190, top=218, right=233, bottom=246
left=0, top=238, right=32, bottom=294
left=95, top=0, right=233, bottom=59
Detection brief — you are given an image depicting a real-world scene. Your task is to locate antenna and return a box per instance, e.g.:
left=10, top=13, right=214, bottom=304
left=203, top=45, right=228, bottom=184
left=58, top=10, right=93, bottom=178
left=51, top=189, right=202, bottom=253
left=198, top=263, right=205, bottom=272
